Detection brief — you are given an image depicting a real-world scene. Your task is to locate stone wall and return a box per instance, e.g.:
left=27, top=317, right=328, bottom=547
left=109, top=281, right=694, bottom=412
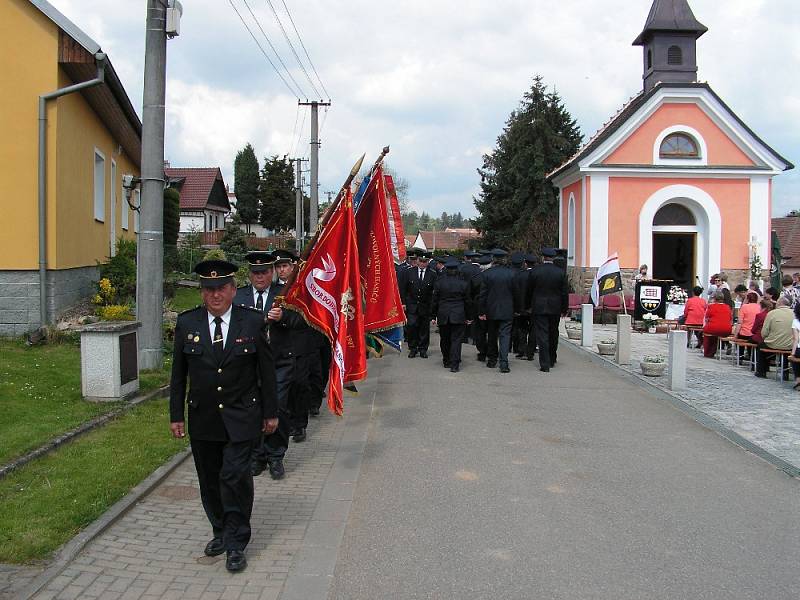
left=0, top=266, right=99, bottom=336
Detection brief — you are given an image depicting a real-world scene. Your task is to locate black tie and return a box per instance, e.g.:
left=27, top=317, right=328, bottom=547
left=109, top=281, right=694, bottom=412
left=213, top=316, right=224, bottom=362
left=256, top=291, right=264, bottom=311
left=419, top=268, right=423, bottom=281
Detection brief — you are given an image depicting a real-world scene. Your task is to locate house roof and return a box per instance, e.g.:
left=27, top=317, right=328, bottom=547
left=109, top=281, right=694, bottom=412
left=772, top=217, right=800, bottom=268
left=165, top=168, right=230, bottom=211
left=547, top=82, right=794, bottom=182
left=633, top=0, right=708, bottom=45
left=29, top=0, right=142, bottom=166
left=414, top=231, right=470, bottom=251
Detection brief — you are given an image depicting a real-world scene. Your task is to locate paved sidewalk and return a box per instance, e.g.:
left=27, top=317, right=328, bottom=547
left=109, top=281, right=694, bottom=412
left=566, top=323, right=800, bottom=470
left=21, top=367, right=378, bottom=600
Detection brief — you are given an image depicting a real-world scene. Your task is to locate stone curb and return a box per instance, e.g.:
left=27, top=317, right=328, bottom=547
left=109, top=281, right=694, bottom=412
left=561, top=338, right=800, bottom=478
left=0, top=385, right=170, bottom=481
left=17, top=446, right=192, bottom=600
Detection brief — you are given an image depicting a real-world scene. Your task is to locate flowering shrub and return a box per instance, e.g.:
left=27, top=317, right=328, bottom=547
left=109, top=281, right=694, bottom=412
left=97, top=304, right=134, bottom=321
left=92, top=278, right=116, bottom=306
left=642, top=313, right=661, bottom=324
left=667, top=285, right=688, bottom=304
left=642, top=355, right=665, bottom=363
left=750, top=253, right=763, bottom=282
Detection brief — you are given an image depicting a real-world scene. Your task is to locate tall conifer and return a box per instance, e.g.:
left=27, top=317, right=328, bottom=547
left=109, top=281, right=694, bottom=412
left=234, top=143, right=260, bottom=233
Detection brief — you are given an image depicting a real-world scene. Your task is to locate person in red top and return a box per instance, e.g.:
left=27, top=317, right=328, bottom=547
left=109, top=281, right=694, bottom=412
left=734, top=291, right=760, bottom=360
left=702, top=291, right=733, bottom=358
left=682, top=286, right=707, bottom=348
left=750, top=298, right=775, bottom=345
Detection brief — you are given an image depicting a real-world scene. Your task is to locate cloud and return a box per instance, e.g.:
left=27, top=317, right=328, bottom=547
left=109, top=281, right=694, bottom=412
left=49, top=0, right=800, bottom=218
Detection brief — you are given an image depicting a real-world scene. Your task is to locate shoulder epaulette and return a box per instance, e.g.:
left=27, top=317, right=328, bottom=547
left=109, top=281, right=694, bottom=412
left=178, top=304, right=203, bottom=316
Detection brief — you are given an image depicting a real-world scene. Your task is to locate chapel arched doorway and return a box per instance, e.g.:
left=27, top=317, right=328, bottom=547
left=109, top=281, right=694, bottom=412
left=651, top=202, right=697, bottom=288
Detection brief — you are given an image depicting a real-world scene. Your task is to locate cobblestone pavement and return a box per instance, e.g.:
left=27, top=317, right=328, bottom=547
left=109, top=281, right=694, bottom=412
left=17, top=370, right=377, bottom=600
left=0, top=564, right=42, bottom=599
left=565, top=323, right=800, bottom=470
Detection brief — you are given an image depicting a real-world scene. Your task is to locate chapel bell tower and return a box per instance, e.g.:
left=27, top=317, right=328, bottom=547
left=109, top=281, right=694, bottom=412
left=633, top=0, right=708, bottom=92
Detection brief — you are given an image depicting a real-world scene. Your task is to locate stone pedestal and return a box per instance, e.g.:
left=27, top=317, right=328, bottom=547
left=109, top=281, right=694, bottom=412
left=581, top=304, right=593, bottom=347
left=616, top=314, right=632, bottom=365
left=80, top=321, right=141, bottom=400
left=668, top=329, right=687, bottom=391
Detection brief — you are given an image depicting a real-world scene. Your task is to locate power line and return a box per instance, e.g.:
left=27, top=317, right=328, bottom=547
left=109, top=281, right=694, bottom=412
left=228, top=0, right=300, bottom=98
left=264, top=0, right=322, bottom=99
left=241, top=0, right=307, bottom=98
left=287, top=103, right=300, bottom=156
left=292, top=108, right=307, bottom=157
left=280, top=0, right=331, bottom=100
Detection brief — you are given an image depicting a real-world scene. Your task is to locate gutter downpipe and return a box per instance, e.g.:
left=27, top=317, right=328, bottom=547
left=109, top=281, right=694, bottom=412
left=38, top=54, right=106, bottom=327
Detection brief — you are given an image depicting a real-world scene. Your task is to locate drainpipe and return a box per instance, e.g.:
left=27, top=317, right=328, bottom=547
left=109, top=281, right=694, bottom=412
left=38, top=53, right=106, bottom=327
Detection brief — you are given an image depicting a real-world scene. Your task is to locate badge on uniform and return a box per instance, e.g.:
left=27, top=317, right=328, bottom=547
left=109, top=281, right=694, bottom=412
left=194, top=335, right=200, bottom=342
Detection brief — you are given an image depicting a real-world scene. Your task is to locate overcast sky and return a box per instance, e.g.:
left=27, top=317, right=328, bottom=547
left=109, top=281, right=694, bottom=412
left=52, top=0, right=799, bottom=218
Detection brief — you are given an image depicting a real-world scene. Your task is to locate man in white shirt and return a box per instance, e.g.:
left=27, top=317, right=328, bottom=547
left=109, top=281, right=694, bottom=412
left=234, top=251, right=276, bottom=312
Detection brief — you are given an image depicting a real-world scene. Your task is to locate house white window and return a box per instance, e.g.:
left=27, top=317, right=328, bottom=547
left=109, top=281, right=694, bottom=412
left=121, top=191, right=129, bottom=230
left=94, top=149, right=105, bottom=222
left=134, top=189, right=140, bottom=233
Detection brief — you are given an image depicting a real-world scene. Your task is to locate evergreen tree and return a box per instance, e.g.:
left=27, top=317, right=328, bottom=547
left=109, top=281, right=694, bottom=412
left=259, top=155, right=295, bottom=232
left=163, top=187, right=181, bottom=271
left=451, top=212, right=465, bottom=228
left=474, top=76, right=582, bottom=249
left=234, top=143, right=260, bottom=233
left=440, top=212, right=450, bottom=229
left=219, top=223, right=249, bottom=263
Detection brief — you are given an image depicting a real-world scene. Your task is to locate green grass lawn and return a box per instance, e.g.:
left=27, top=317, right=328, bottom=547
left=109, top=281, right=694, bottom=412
left=0, top=398, right=188, bottom=563
left=0, top=340, right=171, bottom=466
left=169, top=286, right=201, bottom=312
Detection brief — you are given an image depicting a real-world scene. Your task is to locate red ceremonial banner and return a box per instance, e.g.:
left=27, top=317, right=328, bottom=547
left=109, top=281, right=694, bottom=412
left=355, top=167, right=407, bottom=333
left=282, top=191, right=366, bottom=415
left=384, top=175, right=406, bottom=263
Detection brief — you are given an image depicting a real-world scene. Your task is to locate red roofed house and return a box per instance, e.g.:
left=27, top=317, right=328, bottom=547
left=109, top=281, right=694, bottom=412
left=411, top=230, right=472, bottom=252
left=164, top=166, right=230, bottom=234
left=549, top=0, right=793, bottom=292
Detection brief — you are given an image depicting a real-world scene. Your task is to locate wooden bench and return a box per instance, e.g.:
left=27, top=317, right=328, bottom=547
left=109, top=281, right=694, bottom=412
left=759, top=348, right=793, bottom=381
left=716, top=336, right=737, bottom=361
left=680, top=324, right=703, bottom=348
left=729, top=338, right=758, bottom=370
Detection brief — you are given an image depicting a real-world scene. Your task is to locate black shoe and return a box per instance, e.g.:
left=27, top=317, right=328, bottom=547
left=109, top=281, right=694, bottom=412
left=515, top=353, right=525, bottom=359
left=250, top=461, right=267, bottom=477
left=419, top=351, right=428, bottom=358
left=477, top=354, right=486, bottom=362
left=309, top=406, right=320, bottom=417
left=292, top=428, right=306, bottom=443
left=450, top=365, right=459, bottom=373
left=204, top=537, right=225, bottom=557
left=487, top=360, right=497, bottom=368
left=268, top=459, right=285, bottom=480
left=225, top=549, right=247, bottom=573
left=526, top=356, right=534, bottom=361
left=443, top=361, right=451, bottom=368
left=500, top=365, right=510, bottom=373
left=540, top=367, right=550, bottom=372
left=408, top=350, right=417, bottom=358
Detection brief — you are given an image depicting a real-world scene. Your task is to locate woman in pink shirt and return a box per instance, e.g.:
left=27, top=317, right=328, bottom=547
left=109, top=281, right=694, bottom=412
left=682, top=286, right=707, bottom=348
left=735, top=291, right=760, bottom=360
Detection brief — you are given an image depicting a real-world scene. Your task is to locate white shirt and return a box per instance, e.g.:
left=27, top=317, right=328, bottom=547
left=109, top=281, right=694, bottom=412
left=418, top=268, right=425, bottom=280
left=252, top=285, right=270, bottom=308
left=208, top=306, right=232, bottom=349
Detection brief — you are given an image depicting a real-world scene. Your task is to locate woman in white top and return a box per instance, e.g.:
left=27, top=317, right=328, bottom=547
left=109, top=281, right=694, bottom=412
left=791, top=303, right=800, bottom=390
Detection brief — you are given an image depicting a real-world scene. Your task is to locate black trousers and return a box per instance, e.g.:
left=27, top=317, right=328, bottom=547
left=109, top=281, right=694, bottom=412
left=525, top=316, right=537, bottom=358
left=439, top=322, right=466, bottom=366
left=534, top=314, right=561, bottom=369
left=253, top=356, right=294, bottom=466
left=289, top=352, right=315, bottom=431
left=407, top=313, right=431, bottom=352
left=487, top=319, right=512, bottom=366
left=473, top=319, right=488, bottom=357
left=191, top=438, right=255, bottom=551
left=513, top=315, right=532, bottom=355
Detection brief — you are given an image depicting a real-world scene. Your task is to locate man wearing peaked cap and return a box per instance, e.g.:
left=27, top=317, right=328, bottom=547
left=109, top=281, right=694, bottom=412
left=432, top=258, right=473, bottom=372
left=235, top=252, right=278, bottom=312
left=170, top=259, right=278, bottom=573
left=511, top=252, right=530, bottom=359
left=527, top=247, right=569, bottom=372
left=479, top=249, right=515, bottom=373
left=403, top=249, right=437, bottom=358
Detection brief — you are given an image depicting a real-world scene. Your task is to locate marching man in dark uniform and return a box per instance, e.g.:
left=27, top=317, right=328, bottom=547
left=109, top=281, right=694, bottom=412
left=170, top=259, right=278, bottom=573
left=404, top=250, right=437, bottom=358
left=472, top=254, right=492, bottom=360
left=432, top=258, right=473, bottom=372
left=527, top=248, right=569, bottom=372
left=510, top=252, right=529, bottom=358
left=478, top=249, right=516, bottom=373
left=234, top=251, right=279, bottom=311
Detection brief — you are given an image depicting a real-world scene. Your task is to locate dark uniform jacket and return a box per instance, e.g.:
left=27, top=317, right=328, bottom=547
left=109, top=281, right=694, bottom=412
left=512, top=268, right=531, bottom=315
left=404, top=267, right=437, bottom=317
left=432, top=272, right=472, bottom=324
left=265, top=281, right=318, bottom=358
left=527, top=262, right=569, bottom=316
left=479, top=265, right=516, bottom=320
left=170, top=304, right=278, bottom=442
left=234, top=284, right=281, bottom=312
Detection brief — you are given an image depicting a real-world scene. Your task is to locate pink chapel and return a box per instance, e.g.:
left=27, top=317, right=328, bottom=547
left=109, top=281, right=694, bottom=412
left=549, top=0, right=793, bottom=291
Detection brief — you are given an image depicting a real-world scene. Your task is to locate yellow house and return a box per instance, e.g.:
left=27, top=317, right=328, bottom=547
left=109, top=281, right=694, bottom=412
left=0, top=0, right=141, bottom=335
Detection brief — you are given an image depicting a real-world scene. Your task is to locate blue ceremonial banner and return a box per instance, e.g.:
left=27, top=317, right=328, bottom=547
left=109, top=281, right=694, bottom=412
left=373, top=326, right=403, bottom=352
left=353, top=173, right=372, bottom=213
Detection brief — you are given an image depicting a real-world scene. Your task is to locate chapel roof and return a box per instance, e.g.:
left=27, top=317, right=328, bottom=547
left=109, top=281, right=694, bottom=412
left=633, top=0, right=708, bottom=46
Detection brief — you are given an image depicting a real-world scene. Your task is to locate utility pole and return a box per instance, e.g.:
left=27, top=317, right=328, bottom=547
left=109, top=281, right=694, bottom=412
left=298, top=101, right=330, bottom=234
left=290, top=158, right=308, bottom=253
left=137, top=0, right=179, bottom=370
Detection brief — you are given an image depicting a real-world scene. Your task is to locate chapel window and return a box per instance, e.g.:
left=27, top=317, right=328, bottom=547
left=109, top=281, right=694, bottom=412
left=659, top=133, right=699, bottom=158
left=653, top=203, right=696, bottom=226
left=667, top=45, right=683, bottom=65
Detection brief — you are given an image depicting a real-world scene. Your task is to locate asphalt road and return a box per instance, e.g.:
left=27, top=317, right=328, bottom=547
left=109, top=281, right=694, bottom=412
left=329, top=335, right=800, bottom=600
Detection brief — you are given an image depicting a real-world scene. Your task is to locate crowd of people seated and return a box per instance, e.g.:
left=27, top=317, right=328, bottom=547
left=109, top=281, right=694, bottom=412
left=681, top=272, right=800, bottom=387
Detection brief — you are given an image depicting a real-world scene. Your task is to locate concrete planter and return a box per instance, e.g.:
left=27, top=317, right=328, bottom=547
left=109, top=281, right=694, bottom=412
left=566, top=328, right=582, bottom=340
left=640, top=361, right=666, bottom=377
left=597, top=342, right=616, bottom=356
